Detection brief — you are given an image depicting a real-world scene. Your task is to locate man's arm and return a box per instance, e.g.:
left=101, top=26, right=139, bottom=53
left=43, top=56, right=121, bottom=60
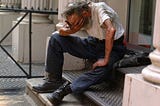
left=92, top=19, right=116, bottom=69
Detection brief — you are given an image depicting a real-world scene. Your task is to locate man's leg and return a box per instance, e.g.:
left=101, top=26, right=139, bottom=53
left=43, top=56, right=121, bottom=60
left=32, top=32, right=97, bottom=93
left=45, top=33, right=97, bottom=79
left=47, top=44, right=126, bottom=104
left=71, top=43, right=126, bottom=93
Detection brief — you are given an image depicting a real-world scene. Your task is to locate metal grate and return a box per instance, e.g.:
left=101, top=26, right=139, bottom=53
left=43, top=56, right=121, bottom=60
left=63, top=70, right=123, bottom=106
left=0, top=46, right=44, bottom=91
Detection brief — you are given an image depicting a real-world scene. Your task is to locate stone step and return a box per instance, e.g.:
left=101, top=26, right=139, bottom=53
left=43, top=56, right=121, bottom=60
left=62, top=65, right=145, bottom=106
left=25, top=65, right=146, bottom=106
left=25, top=78, right=87, bottom=106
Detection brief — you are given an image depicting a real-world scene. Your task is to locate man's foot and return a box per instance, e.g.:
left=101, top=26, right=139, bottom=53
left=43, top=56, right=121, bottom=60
left=32, top=80, right=63, bottom=93
left=47, top=81, right=72, bottom=105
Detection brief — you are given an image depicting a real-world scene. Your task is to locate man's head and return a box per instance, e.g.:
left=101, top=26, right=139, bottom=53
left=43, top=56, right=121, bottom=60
left=62, top=1, right=91, bottom=29
left=62, top=1, right=90, bottom=18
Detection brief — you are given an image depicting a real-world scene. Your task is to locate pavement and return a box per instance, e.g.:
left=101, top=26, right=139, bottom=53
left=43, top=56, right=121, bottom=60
left=0, top=46, right=44, bottom=106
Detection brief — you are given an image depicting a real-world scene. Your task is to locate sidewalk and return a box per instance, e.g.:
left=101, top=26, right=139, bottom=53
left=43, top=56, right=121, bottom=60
left=0, top=46, right=44, bottom=106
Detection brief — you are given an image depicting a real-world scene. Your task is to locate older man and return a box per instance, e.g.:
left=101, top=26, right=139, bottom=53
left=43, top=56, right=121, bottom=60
left=33, top=1, right=126, bottom=105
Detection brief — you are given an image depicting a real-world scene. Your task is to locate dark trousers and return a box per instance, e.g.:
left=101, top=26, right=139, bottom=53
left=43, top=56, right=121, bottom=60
left=45, top=32, right=126, bottom=93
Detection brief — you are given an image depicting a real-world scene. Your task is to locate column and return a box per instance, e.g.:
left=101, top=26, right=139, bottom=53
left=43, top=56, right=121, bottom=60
left=20, top=0, right=53, bottom=23
left=0, top=0, right=21, bottom=8
left=21, top=0, right=53, bottom=10
left=142, top=0, right=160, bottom=84
left=12, top=0, right=56, bottom=63
left=123, top=1, right=160, bottom=106
left=0, top=0, right=20, bottom=45
left=48, top=0, right=58, bottom=24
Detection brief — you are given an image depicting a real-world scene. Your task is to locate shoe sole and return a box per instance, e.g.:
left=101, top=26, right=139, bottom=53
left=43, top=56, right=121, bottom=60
left=32, top=88, right=56, bottom=93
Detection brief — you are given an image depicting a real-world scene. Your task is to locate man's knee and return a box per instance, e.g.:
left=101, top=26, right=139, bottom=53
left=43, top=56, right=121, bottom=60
left=48, top=32, right=64, bottom=51
left=50, top=32, right=67, bottom=45
left=50, top=32, right=61, bottom=42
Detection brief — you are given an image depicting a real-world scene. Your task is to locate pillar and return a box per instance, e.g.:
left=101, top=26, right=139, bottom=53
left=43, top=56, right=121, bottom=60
left=20, top=0, right=52, bottom=23
left=123, top=1, right=160, bottom=106
left=0, top=0, right=21, bottom=8
left=0, top=0, right=20, bottom=45
left=142, top=0, right=160, bottom=84
left=12, top=0, right=56, bottom=63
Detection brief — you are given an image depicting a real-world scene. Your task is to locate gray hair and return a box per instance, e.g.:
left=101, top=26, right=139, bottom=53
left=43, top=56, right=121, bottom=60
left=62, top=1, right=90, bottom=18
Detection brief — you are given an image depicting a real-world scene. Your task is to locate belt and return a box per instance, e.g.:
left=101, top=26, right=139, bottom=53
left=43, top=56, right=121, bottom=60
left=95, top=35, right=124, bottom=45
left=114, top=36, right=124, bottom=45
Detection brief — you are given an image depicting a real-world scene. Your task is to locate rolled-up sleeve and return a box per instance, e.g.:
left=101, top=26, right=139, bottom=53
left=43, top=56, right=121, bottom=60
left=98, top=6, right=111, bottom=26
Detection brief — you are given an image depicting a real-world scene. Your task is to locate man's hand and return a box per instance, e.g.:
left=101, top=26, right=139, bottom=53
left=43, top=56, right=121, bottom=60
left=92, top=58, right=109, bottom=69
left=59, top=16, right=85, bottom=36
left=59, top=27, right=71, bottom=36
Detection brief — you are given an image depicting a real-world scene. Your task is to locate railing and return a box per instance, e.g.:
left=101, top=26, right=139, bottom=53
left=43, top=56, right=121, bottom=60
left=0, top=6, right=58, bottom=78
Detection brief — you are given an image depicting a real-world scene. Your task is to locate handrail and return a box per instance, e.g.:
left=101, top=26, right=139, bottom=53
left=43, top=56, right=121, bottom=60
left=0, top=7, right=58, bottom=78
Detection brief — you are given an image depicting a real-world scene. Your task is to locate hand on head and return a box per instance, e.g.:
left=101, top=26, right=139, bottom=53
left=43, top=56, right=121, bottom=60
left=59, top=14, right=85, bottom=36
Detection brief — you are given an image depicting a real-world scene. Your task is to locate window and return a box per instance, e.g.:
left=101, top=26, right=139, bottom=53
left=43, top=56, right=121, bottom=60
left=128, top=0, right=156, bottom=48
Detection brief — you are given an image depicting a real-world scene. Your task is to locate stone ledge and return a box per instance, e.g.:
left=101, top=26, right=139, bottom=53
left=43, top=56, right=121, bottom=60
left=123, top=74, right=160, bottom=106
left=25, top=78, right=85, bottom=106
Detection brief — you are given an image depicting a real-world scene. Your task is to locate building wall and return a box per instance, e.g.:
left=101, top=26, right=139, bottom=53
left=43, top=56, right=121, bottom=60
left=106, top=0, right=128, bottom=30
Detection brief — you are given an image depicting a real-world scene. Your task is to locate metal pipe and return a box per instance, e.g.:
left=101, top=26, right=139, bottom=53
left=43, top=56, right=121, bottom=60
left=29, top=12, right=32, bottom=78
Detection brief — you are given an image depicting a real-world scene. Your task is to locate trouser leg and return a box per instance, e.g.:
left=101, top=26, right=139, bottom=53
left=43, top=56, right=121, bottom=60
left=45, top=32, right=126, bottom=94
left=45, top=32, right=97, bottom=80
left=33, top=33, right=98, bottom=93
left=70, top=44, right=126, bottom=94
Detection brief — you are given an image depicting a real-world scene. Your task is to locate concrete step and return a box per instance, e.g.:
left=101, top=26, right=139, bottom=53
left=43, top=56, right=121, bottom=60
left=25, top=78, right=89, bottom=106
left=25, top=65, right=146, bottom=106
left=62, top=65, right=146, bottom=106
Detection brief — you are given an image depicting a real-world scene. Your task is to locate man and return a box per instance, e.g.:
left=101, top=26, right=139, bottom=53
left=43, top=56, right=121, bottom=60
left=32, top=1, right=126, bottom=105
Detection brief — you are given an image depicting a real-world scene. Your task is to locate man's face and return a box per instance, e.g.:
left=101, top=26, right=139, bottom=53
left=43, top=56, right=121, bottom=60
left=65, top=13, right=83, bottom=29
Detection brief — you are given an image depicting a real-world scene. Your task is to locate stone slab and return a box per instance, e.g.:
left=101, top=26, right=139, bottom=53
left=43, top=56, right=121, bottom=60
left=26, top=78, right=84, bottom=106
left=123, top=74, right=160, bottom=106
left=12, top=21, right=55, bottom=63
